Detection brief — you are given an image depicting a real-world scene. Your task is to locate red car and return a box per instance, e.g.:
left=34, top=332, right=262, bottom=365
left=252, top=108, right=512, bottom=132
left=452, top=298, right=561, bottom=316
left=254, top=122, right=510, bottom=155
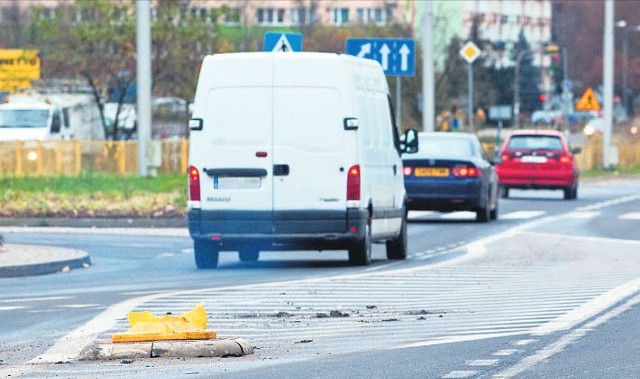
left=496, top=130, right=580, bottom=200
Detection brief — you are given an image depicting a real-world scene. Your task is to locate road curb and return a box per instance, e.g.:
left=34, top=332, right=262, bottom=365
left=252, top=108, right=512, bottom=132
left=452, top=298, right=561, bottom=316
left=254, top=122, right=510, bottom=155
left=0, top=245, right=91, bottom=278
left=80, top=338, right=254, bottom=360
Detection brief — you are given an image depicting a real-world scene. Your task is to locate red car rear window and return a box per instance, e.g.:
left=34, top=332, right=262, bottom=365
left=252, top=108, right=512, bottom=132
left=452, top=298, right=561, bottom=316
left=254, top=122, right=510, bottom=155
left=506, top=135, right=563, bottom=151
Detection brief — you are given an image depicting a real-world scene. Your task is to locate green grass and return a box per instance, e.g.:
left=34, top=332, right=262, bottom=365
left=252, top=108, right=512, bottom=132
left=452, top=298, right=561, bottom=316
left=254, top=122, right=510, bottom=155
left=580, top=165, right=640, bottom=178
left=0, top=173, right=185, bottom=197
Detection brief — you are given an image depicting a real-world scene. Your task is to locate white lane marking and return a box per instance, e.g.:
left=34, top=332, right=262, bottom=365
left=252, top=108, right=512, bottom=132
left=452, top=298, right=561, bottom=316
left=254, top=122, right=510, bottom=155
left=493, top=294, right=640, bottom=378
left=500, top=211, right=546, bottom=220
left=577, top=194, right=640, bottom=211
left=157, top=253, right=175, bottom=258
left=408, top=211, right=437, bottom=218
left=620, top=212, right=640, bottom=220
left=518, top=231, right=640, bottom=246
left=181, top=248, right=193, bottom=254
left=0, top=306, right=26, bottom=311
left=513, top=339, right=537, bottom=346
left=531, top=278, right=640, bottom=335
left=0, top=296, right=72, bottom=303
left=493, top=349, right=519, bottom=356
left=467, top=359, right=500, bottom=366
left=562, top=211, right=600, bottom=219
left=27, top=309, right=63, bottom=314
left=56, top=304, right=102, bottom=309
left=440, top=212, right=476, bottom=220
left=442, top=371, right=478, bottom=378
left=390, top=332, right=524, bottom=350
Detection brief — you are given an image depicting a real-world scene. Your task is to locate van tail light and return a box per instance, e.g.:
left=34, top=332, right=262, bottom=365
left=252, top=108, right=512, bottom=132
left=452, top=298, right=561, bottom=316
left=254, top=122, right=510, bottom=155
left=452, top=165, right=482, bottom=178
left=189, top=165, right=201, bottom=201
left=347, top=165, right=361, bottom=201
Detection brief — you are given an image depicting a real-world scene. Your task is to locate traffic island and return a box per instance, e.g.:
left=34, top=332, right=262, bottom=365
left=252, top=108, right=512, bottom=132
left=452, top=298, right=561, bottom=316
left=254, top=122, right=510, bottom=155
left=79, top=302, right=253, bottom=360
left=80, top=338, right=253, bottom=360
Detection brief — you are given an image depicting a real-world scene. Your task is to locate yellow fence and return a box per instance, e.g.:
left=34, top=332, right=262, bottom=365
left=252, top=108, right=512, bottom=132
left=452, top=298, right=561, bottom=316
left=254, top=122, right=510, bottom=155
left=0, top=138, right=638, bottom=177
left=0, top=139, right=188, bottom=176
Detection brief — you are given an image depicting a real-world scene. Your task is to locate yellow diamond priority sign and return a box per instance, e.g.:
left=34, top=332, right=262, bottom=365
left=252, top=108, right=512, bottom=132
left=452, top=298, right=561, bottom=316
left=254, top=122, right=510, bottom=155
left=460, top=41, right=481, bottom=64
left=575, top=87, right=601, bottom=111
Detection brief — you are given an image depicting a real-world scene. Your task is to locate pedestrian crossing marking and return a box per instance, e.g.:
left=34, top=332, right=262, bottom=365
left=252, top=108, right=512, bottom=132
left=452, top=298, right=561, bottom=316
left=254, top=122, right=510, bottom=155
left=501, top=211, right=546, bottom=219
left=562, top=211, right=600, bottom=219
left=620, top=212, right=640, bottom=220
left=442, top=371, right=478, bottom=378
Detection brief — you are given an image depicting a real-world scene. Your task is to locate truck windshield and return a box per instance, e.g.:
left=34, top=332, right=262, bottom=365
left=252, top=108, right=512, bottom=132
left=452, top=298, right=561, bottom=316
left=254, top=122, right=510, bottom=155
left=0, top=109, right=50, bottom=128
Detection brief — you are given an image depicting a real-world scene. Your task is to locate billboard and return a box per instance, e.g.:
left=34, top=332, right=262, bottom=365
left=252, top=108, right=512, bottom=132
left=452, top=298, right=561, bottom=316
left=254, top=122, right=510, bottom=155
left=0, top=49, right=41, bottom=92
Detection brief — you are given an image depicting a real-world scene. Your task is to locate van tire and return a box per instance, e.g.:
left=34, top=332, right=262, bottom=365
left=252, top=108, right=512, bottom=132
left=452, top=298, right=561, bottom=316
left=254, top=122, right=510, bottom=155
left=194, top=240, right=219, bottom=269
left=386, top=212, right=407, bottom=260
left=349, top=220, right=372, bottom=266
left=239, top=249, right=260, bottom=262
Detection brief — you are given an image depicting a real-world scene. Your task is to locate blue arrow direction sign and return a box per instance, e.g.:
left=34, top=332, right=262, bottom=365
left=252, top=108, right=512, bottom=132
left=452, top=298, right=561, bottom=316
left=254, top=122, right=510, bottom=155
left=263, top=32, right=303, bottom=52
left=345, top=38, right=415, bottom=76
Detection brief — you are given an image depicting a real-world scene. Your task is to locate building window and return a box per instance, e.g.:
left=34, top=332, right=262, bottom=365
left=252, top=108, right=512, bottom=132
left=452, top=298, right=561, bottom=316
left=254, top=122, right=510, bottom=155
left=224, top=7, right=241, bottom=25
left=333, top=8, right=349, bottom=25
left=257, top=8, right=285, bottom=25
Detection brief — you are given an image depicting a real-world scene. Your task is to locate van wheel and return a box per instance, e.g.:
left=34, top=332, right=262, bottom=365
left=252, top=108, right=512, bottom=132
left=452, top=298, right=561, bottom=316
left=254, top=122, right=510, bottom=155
left=194, top=240, right=219, bottom=269
left=386, top=212, right=407, bottom=260
left=349, top=220, right=372, bottom=266
left=239, top=249, right=260, bottom=262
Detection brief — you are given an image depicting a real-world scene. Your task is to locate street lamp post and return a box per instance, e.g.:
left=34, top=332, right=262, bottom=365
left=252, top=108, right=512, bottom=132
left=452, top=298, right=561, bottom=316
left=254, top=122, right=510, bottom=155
left=513, top=50, right=526, bottom=129
left=616, top=20, right=640, bottom=114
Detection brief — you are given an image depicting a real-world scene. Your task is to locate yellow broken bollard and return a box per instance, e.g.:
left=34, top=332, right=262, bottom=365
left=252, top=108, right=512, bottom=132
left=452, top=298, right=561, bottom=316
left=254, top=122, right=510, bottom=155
left=112, top=303, right=217, bottom=343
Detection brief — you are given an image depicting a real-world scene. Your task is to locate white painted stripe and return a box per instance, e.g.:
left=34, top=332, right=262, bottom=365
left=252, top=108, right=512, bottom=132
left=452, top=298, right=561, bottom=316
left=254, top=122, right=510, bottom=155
left=500, top=211, right=546, bottom=220
left=0, top=226, right=188, bottom=237
left=442, top=370, right=478, bottom=378
left=562, top=211, right=600, bottom=219
left=56, top=304, right=102, bottom=309
left=513, top=339, right=537, bottom=346
left=467, top=359, right=500, bottom=366
left=620, top=212, right=640, bottom=220
left=494, top=294, right=640, bottom=378
left=531, top=278, right=640, bottom=335
left=0, top=296, right=72, bottom=303
left=408, top=211, right=436, bottom=218
left=0, top=306, right=26, bottom=311
left=440, top=212, right=476, bottom=219
left=493, top=349, right=519, bottom=356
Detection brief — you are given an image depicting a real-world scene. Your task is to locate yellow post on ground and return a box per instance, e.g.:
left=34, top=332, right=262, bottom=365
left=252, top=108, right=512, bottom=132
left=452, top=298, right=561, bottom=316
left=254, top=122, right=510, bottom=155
left=112, top=303, right=217, bottom=343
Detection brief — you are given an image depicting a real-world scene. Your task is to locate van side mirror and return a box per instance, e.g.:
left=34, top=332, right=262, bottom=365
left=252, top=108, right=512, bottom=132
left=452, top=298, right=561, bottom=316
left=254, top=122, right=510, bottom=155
left=401, top=128, right=419, bottom=154
left=51, top=110, right=61, bottom=133
left=570, top=147, right=582, bottom=155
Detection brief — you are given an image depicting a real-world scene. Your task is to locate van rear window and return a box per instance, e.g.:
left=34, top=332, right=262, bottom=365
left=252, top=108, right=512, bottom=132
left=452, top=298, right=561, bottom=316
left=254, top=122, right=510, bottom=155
left=507, top=135, right=562, bottom=151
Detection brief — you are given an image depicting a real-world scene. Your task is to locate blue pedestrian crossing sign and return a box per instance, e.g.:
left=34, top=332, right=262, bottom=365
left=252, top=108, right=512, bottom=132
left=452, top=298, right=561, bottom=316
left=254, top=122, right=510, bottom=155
left=263, top=32, right=303, bottom=52
left=345, top=38, right=416, bottom=76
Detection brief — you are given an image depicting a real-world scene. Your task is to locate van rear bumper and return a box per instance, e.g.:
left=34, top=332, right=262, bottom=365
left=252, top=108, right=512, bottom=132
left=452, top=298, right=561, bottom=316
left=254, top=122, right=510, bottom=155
left=188, top=209, right=368, bottom=251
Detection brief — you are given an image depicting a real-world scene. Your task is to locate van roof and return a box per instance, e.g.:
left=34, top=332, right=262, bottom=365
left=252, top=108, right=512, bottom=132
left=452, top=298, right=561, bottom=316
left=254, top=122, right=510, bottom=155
left=204, top=51, right=382, bottom=69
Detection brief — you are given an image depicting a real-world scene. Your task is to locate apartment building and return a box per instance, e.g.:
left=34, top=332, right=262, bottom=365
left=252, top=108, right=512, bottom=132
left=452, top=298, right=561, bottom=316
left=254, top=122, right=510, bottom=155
left=0, top=0, right=412, bottom=28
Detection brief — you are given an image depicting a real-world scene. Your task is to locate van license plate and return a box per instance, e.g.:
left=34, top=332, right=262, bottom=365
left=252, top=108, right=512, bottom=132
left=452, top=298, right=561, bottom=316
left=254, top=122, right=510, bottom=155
left=415, top=167, right=450, bottom=177
left=215, top=177, right=261, bottom=189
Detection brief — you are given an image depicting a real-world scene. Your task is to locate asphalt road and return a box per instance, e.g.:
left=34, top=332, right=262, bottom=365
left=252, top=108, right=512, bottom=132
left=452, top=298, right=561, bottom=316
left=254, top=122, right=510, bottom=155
left=1, top=178, right=639, bottom=378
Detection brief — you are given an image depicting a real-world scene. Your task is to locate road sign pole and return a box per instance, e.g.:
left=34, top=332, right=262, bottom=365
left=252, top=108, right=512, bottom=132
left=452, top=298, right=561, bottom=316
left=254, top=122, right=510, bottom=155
left=396, top=77, right=402, bottom=129
left=603, top=0, right=614, bottom=169
left=468, top=62, right=474, bottom=133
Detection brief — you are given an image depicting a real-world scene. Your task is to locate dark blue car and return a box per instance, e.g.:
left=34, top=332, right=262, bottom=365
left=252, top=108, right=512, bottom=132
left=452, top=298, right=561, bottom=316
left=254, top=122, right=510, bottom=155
left=402, top=132, right=499, bottom=222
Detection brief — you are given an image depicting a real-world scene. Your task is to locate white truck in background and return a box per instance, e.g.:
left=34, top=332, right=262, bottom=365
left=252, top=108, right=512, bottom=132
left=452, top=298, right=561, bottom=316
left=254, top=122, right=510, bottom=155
left=0, top=93, right=104, bottom=142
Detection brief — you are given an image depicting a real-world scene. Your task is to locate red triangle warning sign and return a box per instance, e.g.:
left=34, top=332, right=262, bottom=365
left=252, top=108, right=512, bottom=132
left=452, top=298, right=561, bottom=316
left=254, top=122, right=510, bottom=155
left=575, top=87, right=601, bottom=111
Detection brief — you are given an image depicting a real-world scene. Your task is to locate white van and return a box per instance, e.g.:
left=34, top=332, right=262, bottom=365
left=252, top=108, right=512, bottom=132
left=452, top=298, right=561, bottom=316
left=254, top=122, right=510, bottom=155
left=187, top=52, right=409, bottom=268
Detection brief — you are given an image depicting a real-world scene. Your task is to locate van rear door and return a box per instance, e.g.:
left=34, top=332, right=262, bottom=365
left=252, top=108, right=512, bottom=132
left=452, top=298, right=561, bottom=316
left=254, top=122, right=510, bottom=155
left=199, top=86, right=273, bottom=212
left=271, top=56, right=351, bottom=231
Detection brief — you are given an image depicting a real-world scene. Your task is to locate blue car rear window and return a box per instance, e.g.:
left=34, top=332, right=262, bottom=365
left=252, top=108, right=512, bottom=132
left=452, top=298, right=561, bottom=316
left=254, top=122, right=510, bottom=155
left=415, top=137, right=474, bottom=158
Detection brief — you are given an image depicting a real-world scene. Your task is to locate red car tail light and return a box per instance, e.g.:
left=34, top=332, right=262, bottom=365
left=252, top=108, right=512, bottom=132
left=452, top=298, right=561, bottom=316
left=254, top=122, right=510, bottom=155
left=559, top=155, right=572, bottom=164
left=403, top=166, right=413, bottom=176
left=500, top=153, right=510, bottom=162
left=347, top=165, right=361, bottom=201
left=452, top=166, right=482, bottom=177
left=189, top=165, right=201, bottom=201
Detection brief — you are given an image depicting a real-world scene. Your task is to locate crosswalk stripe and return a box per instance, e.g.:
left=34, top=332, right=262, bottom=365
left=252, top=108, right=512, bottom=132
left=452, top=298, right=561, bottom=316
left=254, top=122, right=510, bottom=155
left=500, top=211, right=546, bottom=219
left=562, top=211, right=600, bottom=219
left=620, top=212, right=640, bottom=220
